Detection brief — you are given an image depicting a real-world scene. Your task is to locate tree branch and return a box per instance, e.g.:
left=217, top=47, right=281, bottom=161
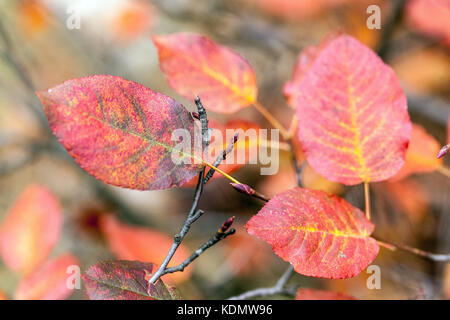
left=148, top=97, right=238, bottom=284
left=377, top=239, right=450, bottom=262
left=228, top=265, right=297, bottom=300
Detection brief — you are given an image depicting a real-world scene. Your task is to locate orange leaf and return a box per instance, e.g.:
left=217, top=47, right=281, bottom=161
left=0, top=290, right=7, bottom=300
left=246, top=188, right=379, bottom=279
left=392, top=123, right=442, bottom=180
left=0, top=184, right=62, bottom=275
left=99, top=215, right=191, bottom=283
left=295, top=288, right=356, bottom=300
left=286, top=34, right=411, bottom=185
left=37, top=75, right=203, bottom=191
left=14, top=254, right=79, bottom=300
left=153, top=33, right=257, bottom=113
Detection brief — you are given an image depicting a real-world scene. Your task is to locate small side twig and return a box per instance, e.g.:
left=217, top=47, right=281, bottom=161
left=377, top=239, right=450, bottom=262
left=228, top=265, right=297, bottom=300
left=163, top=219, right=236, bottom=275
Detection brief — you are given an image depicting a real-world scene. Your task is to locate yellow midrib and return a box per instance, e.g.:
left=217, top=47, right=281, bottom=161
left=290, top=225, right=369, bottom=239
left=347, top=84, right=370, bottom=182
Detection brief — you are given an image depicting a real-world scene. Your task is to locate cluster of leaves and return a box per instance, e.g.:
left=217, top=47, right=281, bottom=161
left=35, top=29, right=449, bottom=300
left=0, top=185, right=78, bottom=299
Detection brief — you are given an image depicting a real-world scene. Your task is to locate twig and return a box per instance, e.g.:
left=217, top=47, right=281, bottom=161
left=228, top=265, right=297, bottom=300
left=377, top=239, right=450, bottom=262
left=204, top=132, right=239, bottom=184
left=230, top=183, right=269, bottom=202
left=253, top=101, right=290, bottom=140
left=163, top=226, right=236, bottom=275
left=364, top=182, right=371, bottom=220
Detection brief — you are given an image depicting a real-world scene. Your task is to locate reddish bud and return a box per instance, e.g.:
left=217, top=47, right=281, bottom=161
left=230, top=183, right=255, bottom=196
left=437, top=144, right=449, bottom=159
left=219, top=216, right=235, bottom=233
left=191, top=112, right=200, bottom=120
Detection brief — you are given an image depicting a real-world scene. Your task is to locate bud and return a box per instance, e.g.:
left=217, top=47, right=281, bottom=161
left=230, top=183, right=255, bottom=196
left=437, top=144, right=449, bottom=159
left=219, top=216, right=235, bottom=233
left=191, top=112, right=200, bottom=120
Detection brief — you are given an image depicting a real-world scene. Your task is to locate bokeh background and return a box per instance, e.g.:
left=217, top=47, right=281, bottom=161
left=0, top=0, right=449, bottom=299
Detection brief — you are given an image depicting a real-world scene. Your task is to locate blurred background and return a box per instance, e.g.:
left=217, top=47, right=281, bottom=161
left=0, top=0, right=449, bottom=299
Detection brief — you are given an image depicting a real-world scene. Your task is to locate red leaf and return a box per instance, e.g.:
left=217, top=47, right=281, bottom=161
left=83, top=260, right=181, bottom=300
left=0, top=184, right=62, bottom=275
left=14, top=254, right=79, bottom=300
left=152, top=33, right=257, bottom=113
left=100, top=215, right=191, bottom=283
left=295, top=288, right=356, bottom=300
left=406, top=0, right=450, bottom=47
left=392, top=123, right=442, bottom=180
left=246, top=188, right=379, bottom=279
left=286, top=34, right=411, bottom=185
left=37, top=75, right=202, bottom=190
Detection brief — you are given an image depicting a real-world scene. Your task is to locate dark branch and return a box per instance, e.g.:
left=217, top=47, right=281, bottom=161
left=228, top=265, right=297, bottom=300
left=163, top=227, right=236, bottom=275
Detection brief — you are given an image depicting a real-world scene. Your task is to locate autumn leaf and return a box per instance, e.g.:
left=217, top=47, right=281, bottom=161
left=14, top=254, right=79, bottom=300
left=246, top=188, right=379, bottom=279
left=286, top=34, right=411, bottom=185
left=392, top=123, right=442, bottom=180
left=37, top=75, right=203, bottom=190
left=295, top=288, right=355, bottom=300
left=406, top=0, right=450, bottom=47
left=0, top=291, right=7, bottom=300
left=99, top=215, right=191, bottom=283
left=0, top=184, right=62, bottom=275
left=83, top=260, right=181, bottom=300
left=152, top=33, right=257, bottom=113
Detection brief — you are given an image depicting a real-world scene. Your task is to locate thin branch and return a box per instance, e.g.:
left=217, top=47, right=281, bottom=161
left=228, top=265, right=297, bottom=300
left=163, top=227, right=236, bottom=275
left=364, top=182, right=371, bottom=220
left=230, top=183, right=269, bottom=202
left=149, top=98, right=211, bottom=284
left=253, top=101, right=290, bottom=140
left=377, top=239, right=450, bottom=262
left=204, top=132, right=239, bottom=184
